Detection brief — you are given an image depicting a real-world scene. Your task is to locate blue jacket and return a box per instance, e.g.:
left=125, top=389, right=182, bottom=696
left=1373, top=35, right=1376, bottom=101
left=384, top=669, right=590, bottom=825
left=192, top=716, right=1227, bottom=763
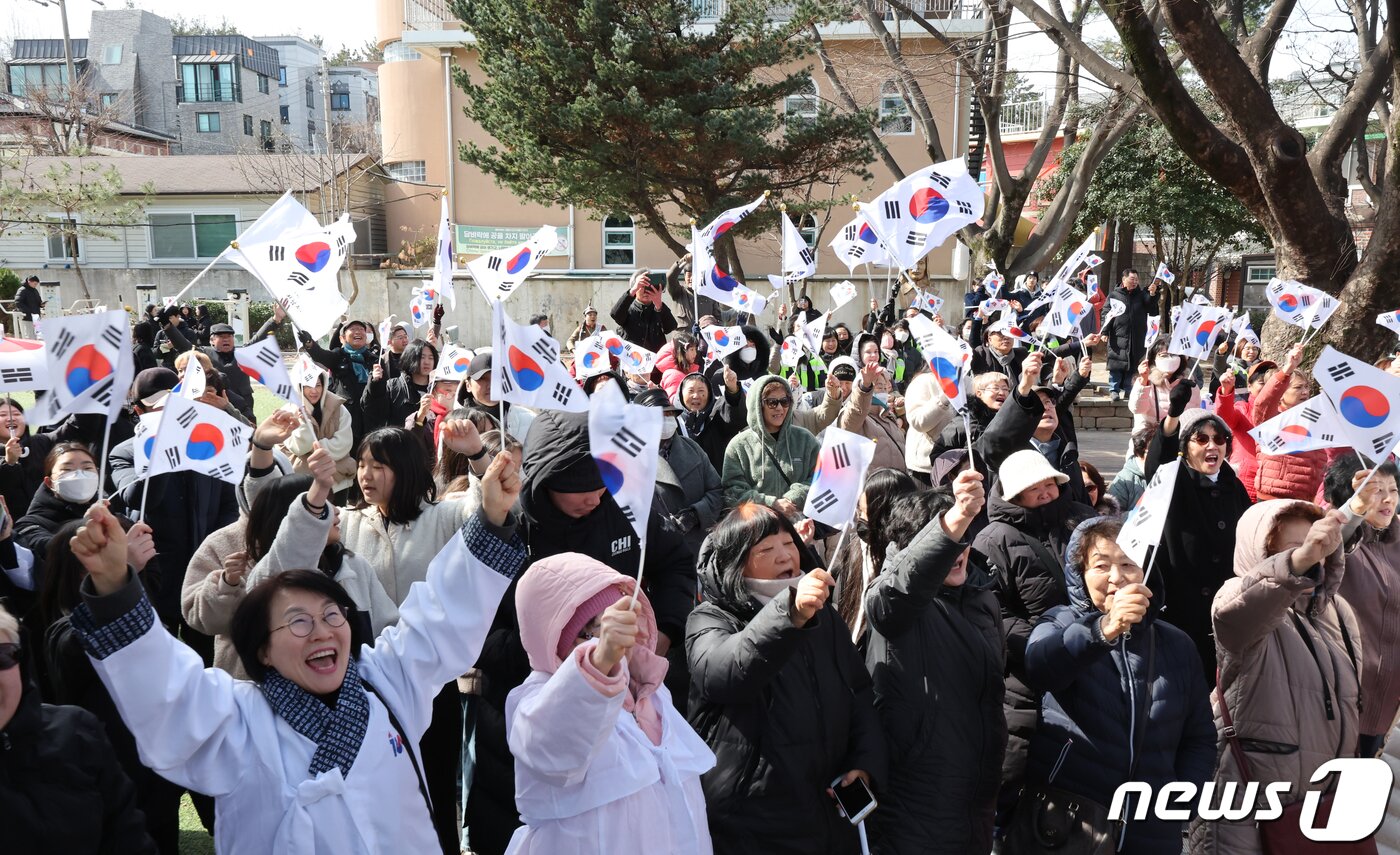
left=1024, top=518, right=1217, bottom=855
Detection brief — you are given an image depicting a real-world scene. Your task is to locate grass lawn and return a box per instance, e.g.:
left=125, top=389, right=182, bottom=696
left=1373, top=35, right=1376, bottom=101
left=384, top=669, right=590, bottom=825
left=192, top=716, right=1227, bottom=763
left=178, top=794, right=215, bottom=855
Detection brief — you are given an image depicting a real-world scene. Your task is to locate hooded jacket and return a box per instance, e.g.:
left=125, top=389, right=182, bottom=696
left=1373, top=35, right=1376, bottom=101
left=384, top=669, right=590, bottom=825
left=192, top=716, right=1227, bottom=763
left=862, top=514, right=1006, bottom=854
left=720, top=375, right=821, bottom=511
left=506, top=554, right=714, bottom=855
left=654, top=434, right=725, bottom=558
left=1189, top=500, right=1363, bottom=855
left=1024, top=518, right=1217, bottom=855
left=674, top=372, right=744, bottom=473
left=0, top=642, right=158, bottom=854
left=706, top=324, right=772, bottom=386
left=685, top=522, right=886, bottom=854
left=836, top=372, right=907, bottom=474
left=1339, top=515, right=1400, bottom=736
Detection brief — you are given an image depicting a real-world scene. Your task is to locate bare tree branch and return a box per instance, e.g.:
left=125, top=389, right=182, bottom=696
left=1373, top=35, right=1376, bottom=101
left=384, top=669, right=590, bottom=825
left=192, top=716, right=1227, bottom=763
left=1240, top=0, right=1300, bottom=81
left=1309, top=33, right=1393, bottom=172
left=808, top=23, right=906, bottom=180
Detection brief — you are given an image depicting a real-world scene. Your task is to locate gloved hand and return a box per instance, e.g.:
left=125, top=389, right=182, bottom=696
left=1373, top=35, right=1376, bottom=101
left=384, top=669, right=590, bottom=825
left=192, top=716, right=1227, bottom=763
left=297, top=329, right=315, bottom=349
left=433, top=303, right=445, bottom=324
left=1168, top=380, right=1195, bottom=418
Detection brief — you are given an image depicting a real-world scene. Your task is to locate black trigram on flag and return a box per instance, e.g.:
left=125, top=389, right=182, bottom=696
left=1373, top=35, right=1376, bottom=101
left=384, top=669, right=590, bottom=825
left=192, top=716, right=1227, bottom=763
left=530, top=339, right=556, bottom=363
left=335, top=235, right=348, bottom=256
left=487, top=256, right=503, bottom=272
left=620, top=505, right=637, bottom=525
left=0, top=368, right=33, bottom=384
left=1267, top=435, right=1287, bottom=452
left=208, top=462, right=235, bottom=480
left=811, top=489, right=838, bottom=513
left=1327, top=362, right=1356, bottom=383
left=500, top=280, right=519, bottom=294
left=1300, top=406, right=1322, bottom=423
left=830, top=443, right=851, bottom=470
left=51, top=329, right=76, bottom=360
left=269, top=246, right=286, bottom=262
left=798, top=248, right=815, bottom=267
left=101, top=325, right=123, bottom=349
left=929, top=172, right=951, bottom=189
left=255, top=347, right=278, bottom=368
left=229, top=429, right=245, bottom=448
left=612, top=426, right=646, bottom=457
left=176, top=408, right=197, bottom=430
left=163, top=447, right=183, bottom=468
left=500, top=372, right=515, bottom=395
left=956, top=200, right=974, bottom=216
left=1130, top=506, right=1153, bottom=527
left=1372, top=432, right=1395, bottom=455
left=843, top=224, right=858, bottom=240
left=905, top=231, right=925, bottom=247
left=273, top=383, right=293, bottom=399
left=1051, top=311, right=1065, bottom=327
left=1185, top=308, right=1202, bottom=325
left=883, top=200, right=902, bottom=219
left=848, top=245, right=866, bottom=259
left=90, top=379, right=114, bottom=407
left=287, top=271, right=310, bottom=288
left=551, top=383, right=573, bottom=406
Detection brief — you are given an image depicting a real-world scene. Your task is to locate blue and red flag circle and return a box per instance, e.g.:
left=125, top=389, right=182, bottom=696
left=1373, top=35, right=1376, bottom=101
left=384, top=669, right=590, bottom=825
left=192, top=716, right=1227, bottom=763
left=930, top=356, right=960, bottom=399
left=507, top=346, right=545, bottom=391
left=908, top=187, right=949, bottom=224
left=603, top=335, right=625, bottom=356
left=506, top=248, right=532, bottom=275
left=1194, top=320, right=1218, bottom=347
left=858, top=224, right=878, bottom=244
left=239, top=364, right=264, bottom=383
left=1339, top=386, right=1390, bottom=429
left=709, top=267, right=740, bottom=292
left=1277, top=293, right=1300, bottom=312
left=594, top=453, right=625, bottom=495
left=295, top=242, right=332, bottom=273
left=186, top=423, right=225, bottom=461
left=64, top=344, right=113, bottom=396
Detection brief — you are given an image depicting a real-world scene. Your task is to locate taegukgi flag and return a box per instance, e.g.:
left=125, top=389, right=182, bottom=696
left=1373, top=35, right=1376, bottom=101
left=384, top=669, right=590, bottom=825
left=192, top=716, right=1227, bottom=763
left=802, top=426, right=877, bottom=528
left=490, top=302, right=587, bottom=413
left=695, top=193, right=766, bottom=249
left=829, top=280, right=859, bottom=312
left=234, top=335, right=300, bottom=406
left=574, top=335, right=612, bottom=380
left=588, top=380, right=661, bottom=541
left=619, top=342, right=658, bottom=376
left=228, top=216, right=354, bottom=340
left=29, top=310, right=133, bottom=427
left=1249, top=395, right=1349, bottom=456
left=858, top=159, right=983, bottom=271
left=1377, top=310, right=1400, bottom=337
left=173, top=356, right=206, bottom=400
left=766, top=212, right=817, bottom=289
left=1045, top=231, right=1099, bottom=291
left=0, top=336, right=50, bottom=393
left=1154, top=262, right=1175, bottom=284
left=906, top=313, right=969, bottom=412
left=467, top=225, right=556, bottom=304
left=1118, top=460, right=1180, bottom=569
left=431, top=195, right=458, bottom=309
left=702, top=325, right=747, bottom=362
left=1313, top=345, right=1400, bottom=463
left=143, top=395, right=252, bottom=485
left=829, top=213, right=894, bottom=272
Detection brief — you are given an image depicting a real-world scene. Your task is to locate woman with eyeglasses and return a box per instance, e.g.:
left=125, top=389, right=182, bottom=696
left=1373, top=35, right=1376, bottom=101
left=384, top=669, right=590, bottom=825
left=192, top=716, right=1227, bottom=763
left=720, top=375, right=821, bottom=518
left=59, top=453, right=525, bottom=854
left=0, top=602, right=159, bottom=854
left=1148, top=403, right=1253, bottom=681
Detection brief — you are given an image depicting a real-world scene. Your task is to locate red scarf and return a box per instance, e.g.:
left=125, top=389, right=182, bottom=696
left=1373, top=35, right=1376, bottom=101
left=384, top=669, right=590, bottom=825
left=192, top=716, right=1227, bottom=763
left=429, top=397, right=451, bottom=449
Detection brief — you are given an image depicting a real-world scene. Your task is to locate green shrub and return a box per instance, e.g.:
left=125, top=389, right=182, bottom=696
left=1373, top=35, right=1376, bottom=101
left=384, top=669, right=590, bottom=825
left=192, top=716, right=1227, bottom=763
left=188, top=299, right=295, bottom=350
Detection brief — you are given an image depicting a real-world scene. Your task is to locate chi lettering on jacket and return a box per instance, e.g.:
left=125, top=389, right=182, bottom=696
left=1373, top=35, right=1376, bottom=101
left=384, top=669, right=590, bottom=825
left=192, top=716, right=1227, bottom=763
left=611, top=536, right=632, bottom=557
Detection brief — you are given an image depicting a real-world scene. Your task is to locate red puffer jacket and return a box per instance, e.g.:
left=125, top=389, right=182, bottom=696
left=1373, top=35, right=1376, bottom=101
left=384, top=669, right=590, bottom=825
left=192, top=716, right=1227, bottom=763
left=1250, top=370, right=1328, bottom=501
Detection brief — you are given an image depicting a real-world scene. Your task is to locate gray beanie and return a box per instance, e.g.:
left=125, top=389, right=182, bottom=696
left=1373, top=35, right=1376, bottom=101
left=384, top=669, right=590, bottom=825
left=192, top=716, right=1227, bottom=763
left=1178, top=408, right=1231, bottom=442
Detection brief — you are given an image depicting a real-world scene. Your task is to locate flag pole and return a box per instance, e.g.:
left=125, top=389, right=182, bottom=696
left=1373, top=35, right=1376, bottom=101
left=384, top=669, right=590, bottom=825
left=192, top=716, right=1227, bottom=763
left=631, top=537, right=648, bottom=613
left=95, top=414, right=113, bottom=509
left=689, top=218, right=701, bottom=331
left=1141, top=543, right=1162, bottom=588
left=167, top=246, right=229, bottom=305
left=963, top=408, right=976, bottom=477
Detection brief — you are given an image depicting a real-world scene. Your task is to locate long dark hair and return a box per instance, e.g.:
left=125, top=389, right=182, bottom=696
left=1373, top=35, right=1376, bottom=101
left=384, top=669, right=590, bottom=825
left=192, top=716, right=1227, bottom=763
left=38, top=519, right=88, bottom=629
left=399, top=340, right=438, bottom=380
left=701, top=503, right=816, bottom=618
left=353, top=428, right=436, bottom=524
left=230, top=570, right=366, bottom=683
left=835, top=469, right=919, bottom=634
left=244, top=474, right=344, bottom=575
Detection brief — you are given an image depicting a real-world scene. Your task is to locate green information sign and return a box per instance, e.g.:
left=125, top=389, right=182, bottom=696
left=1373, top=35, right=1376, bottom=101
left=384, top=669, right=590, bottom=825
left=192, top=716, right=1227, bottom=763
left=453, top=224, right=571, bottom=258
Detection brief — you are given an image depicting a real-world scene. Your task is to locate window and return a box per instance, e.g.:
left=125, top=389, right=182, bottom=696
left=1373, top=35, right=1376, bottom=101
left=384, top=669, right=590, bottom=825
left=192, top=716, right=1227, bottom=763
left=784, top=77, right=818, bottom=129
left=278, top=66, right=287, bottom=86
left=102, top=44, right=122, bottom=65
left=8, top=63, right=68, bottom=96
left=196, top=112, right=221, bottom=133
left=149, top=212, right=237, bottom=260
left=797, top=213, right=818, bottom=248
left=385, top=160, right=427, bottom=183
left=603, top=215, right=635, bottom=267
left=180, top=62, right=238, bottom=102
left=331, top=92, right=350, bottom=111
left=44, top=216, right=81, bottom=262
left=308, top=120, right=316, bottom=144
left=257, top=73, right=269, bottom=95
left=243, top=114, right=254, bottom=136
left=879, top=80, right=913, bottom=135
left=279, top=105, right=290, bottom=124
left=1241, top=263, right=1277, bottom=309
left=305, top=78, right=314, bottom=108
left=382, top=41, right=421, bottom=63
left=260, top=120, right=273, bottom=149
left=1245, top=264, right=1276, bottom=283
left=100, top=92, right=117, bottom=108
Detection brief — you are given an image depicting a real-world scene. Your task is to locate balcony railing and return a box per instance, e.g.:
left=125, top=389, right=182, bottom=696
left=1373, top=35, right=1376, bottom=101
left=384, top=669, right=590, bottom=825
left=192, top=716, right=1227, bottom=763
left=176, top=81, right=242, bottom=104
left=999, top=99, right=1046, bottom=135
left=405, top=0, right=458, bottom=30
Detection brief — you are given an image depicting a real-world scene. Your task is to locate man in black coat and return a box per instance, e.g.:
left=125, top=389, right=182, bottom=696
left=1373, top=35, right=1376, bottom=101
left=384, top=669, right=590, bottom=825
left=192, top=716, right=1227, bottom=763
left=15, top=276, right=43, bottom=338
left=465, top=409, right=697, bottom=855
left=611, top=270, right=677, bottom=354
left=200, top=324, right=255, bottom=422
left=1101, top=268, right=1160, bottom=401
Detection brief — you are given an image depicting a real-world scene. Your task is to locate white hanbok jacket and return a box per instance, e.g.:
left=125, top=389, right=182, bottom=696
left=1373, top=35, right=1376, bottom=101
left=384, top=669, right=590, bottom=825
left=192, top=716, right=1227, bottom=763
left=75, top=512, right=523, bottom=855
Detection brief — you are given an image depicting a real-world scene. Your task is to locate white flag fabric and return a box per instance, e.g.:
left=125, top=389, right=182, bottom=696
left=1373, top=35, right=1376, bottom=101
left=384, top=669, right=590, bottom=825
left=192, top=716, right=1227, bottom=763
left=145, top=396, right=252, bottom=485
left=780, top=336, right=802, bottom=368
left=693, top=225, right=744, bottom=309
left=1188, top=293, right=1214, bottom=306
left=1118, top=460, right=1180, bottom=569
left=1313, top=345, right=1400, bottom=462
left=979, top=298, right=1010, bottom=317
left=829, top=214, right=895, bottom=271
left=235, top=191, right=320, bottom=247
left=1085, top=274, right=1100, bottom=298
left=431, top=195, right=458, bottom=309
left=796, top=312, right=828, bottom=357
left=437, top=344, right=475, bottom=381
left=1046, top=231, right=1099, bottom=291
left=1299, top=292, right=1340, bottom=331
left=1377, top=310, right=1400, bottom=337
left=378, top=315, right=398, bottom=348
left=418, top=285, right=440, bottom=313
left=1154, top=262, right=1176, bottom=284
left=984, top=271, right=1005, bottom=298
left=234, top=336, right=300, bottom=405
left=467, top=225, right=555, bottom=304
left=574, top=335, right=612, bottom=380
left=702, top=325, right=747, bottom=362
left=829, top=280, right=859, bottom=312
left=1249, top=396, right=1349, bottom=456
left=1265, top=278, right=1335, bottom=328
left=1167, top=303, right=1231, bottom=359
left=1103, top=298, right=1127, bottom=328
left=696, top=194, right=766, bottom=249
left=988, top=315, right=1034, bottom=345
left=130, top=410, right=164, bottom=478
left=857, top=159, right=983, bottom=271
left=906, top=313, right=968, bottom=411
left=619, top=342, right=658, bottom=376
left=1084, top=254, right=1104, bottom=270
left=227, top=217, right=354, bottom=340
left=588, top=381, right=661, bottom=541
left=293, top=352, right=325, bottom=389
left=1144, top=315, right=1161, bottom=350
left=29, top=310, right=133, bottom=427
left=0, top=336, right=50, bottom=392
left=913, top=290, right=944, bottom=316
left=490, top=302, right=588, bottom=413
left=802, top=426, right=877, bottom=528
left=731, top=283, right=769, bottom=316
left=1040, top=284, right=1093, bottom=340
left=409, top=294, right=430, bottom=329
left=775, top=212, right=817, bottom=284
left=174, top=357, right=206, bottom=400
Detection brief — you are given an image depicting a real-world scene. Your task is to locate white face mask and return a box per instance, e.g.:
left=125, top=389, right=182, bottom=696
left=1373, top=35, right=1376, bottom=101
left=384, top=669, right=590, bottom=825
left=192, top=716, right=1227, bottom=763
left=659, top=417, right=678, bottom=442
left=895, top=330, right=909, bottom=343
left=739, top=346, right=757, bottom=363
left=1155, top=355, right=1181, bottom=374
left=54, top=470, right=98, bottom=503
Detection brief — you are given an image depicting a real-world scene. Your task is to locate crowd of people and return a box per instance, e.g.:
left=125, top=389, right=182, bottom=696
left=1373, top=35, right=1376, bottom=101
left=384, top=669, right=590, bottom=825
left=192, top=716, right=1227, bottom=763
left=1, top=263, right=1398, bottom=855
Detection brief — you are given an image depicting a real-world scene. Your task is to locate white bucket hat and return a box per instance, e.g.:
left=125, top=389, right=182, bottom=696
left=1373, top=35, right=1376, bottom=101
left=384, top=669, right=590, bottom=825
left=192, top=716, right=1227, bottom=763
left=998, top=448, right=1070, bottom=501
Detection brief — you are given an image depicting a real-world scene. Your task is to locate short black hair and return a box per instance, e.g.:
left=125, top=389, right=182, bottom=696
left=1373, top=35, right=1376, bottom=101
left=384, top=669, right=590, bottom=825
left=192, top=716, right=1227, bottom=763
left=884, top=488, right=955, bottom=551
left=353, top=428, right=436, bottom=524
left=398, top=339, right=438, bottom=378
left=1324, top=455, right=1399, bottom=511
left=1121, top=268, right=1139, bottom=281
left=230, top=570, right=365, bottom=683
left=1130, top=424, right=1157, bottom=458
left=528, top=314, right=550, bottom=326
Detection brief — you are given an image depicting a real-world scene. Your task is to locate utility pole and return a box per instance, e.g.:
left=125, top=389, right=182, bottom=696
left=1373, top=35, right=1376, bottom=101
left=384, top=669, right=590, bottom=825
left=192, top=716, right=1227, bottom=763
left=56, top=0, right=78, bottom=94
left=319, top=53, right=338, bottom=220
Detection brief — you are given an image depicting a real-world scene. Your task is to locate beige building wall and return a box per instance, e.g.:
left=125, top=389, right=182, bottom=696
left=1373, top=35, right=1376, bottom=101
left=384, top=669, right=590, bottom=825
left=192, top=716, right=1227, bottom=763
left=376, top=2, right=977, bottom=285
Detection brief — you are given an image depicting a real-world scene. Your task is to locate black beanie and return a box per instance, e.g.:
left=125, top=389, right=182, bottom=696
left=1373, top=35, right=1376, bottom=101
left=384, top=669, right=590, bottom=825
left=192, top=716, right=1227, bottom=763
left=547, top=455, right=605, bottom=493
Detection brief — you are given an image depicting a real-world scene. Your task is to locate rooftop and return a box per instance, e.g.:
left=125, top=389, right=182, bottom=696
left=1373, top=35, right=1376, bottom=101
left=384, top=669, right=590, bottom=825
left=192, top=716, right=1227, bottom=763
left=15, top=153, right=376, bottom=195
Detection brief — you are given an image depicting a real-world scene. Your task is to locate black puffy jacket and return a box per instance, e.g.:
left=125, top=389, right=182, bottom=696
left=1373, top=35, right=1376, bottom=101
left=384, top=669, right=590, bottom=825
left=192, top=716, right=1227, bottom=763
left=360, top=373, right=428, bottom=432
left=14, top=483, right=87, bottom=561
left=0, top=430, right=54, bottom=521
left=686, top=523, right=886, bottom=854
left=1023, top=518, right=1217, bottom=855
left=0, top=647, right=157, bottom=854
left=1103, top=284, right=1159, bottom=374
left=610, top=289, right=677, bottom=354
left=862, top=513, right=1006, bottom=854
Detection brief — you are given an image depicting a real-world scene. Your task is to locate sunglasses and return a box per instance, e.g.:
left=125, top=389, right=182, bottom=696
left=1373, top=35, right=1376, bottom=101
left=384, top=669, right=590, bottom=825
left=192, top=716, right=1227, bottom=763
left=762, top=397, right=792, bottom=410
left=1191, top=433, right=1228, bottom=447
left=0, top=642, right=20, bottom=671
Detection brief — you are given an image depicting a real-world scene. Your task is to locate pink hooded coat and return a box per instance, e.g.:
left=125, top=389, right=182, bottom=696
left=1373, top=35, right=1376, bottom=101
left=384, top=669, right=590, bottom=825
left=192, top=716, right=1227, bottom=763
left=505, top=553, right=715, bottom=855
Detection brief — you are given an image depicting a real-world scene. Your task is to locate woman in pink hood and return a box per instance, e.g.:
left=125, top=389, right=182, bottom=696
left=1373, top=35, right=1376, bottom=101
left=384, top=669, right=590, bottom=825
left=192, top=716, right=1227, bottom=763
left=506, top=553, right=715, bottom=855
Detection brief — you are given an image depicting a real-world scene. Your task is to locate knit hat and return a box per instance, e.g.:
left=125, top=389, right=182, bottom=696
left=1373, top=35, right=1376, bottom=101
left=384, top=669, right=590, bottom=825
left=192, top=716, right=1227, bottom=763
left=556, top=588, right=618, bottom=661
left=828, top=356, right=859, bottom=380
left=998, top=448, right=1069, bottom=501
left=1178, top=408, right=1231, bottom=442
left=547, top=455, right=605, bottom=493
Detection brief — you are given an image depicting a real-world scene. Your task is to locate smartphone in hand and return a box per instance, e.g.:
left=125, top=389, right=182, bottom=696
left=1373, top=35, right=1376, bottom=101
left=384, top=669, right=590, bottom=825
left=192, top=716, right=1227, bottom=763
left=830, top=775, right=877, bottom=825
